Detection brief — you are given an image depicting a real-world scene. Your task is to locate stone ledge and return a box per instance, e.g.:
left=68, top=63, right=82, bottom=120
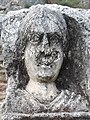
left=1, top=112, right=90, bottom=120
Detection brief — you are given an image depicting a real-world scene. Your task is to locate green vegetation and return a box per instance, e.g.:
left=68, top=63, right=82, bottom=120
left=57, top=0, right=81, bottom=8
left=50, top=0, right=90, bottom=8
left=24, top=3, right=32, bottom=8
left=23, top=0, right=90, bottom=9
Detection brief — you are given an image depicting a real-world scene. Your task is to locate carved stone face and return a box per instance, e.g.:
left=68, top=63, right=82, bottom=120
left=25, top=20, right=63, bottom=82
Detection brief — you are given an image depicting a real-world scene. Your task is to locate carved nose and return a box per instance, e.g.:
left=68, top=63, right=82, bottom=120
left=42, top=34, right=49, bottom=47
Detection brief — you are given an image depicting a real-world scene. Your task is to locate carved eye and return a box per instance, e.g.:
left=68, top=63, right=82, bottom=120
left=47, top=32, right=61, bottom=45
left=31, top=34, right=40, bottom=42
left=30, top=33, right=43, bottom=45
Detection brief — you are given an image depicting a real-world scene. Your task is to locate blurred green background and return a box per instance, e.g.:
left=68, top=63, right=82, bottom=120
left=46, top=0, right=90, bottom=9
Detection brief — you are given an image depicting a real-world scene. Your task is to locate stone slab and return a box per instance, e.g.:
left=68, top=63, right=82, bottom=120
left=1, top=112, right=90, bottom=120
left=1, top=4, right=90, bottom=120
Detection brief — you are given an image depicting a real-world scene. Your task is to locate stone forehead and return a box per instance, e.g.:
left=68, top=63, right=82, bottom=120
left=29, top=19, right=62, bottom=33
left=28, top=5, right=64, bottom=21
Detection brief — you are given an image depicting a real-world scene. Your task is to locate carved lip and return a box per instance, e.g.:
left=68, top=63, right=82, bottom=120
left=37, top=75, right=54, bottom=81
left=39, top=65, right=51, bottom=68
left=36, top=66, right=54, bottom=81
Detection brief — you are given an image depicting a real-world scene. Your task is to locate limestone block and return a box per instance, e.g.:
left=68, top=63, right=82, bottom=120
left=0, top=0, right=46, bottom=12
left=1, top=4, right=90, bottom=120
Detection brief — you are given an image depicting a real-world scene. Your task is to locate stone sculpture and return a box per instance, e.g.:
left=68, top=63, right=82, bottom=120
left=1, top=4, right=90, bottom=120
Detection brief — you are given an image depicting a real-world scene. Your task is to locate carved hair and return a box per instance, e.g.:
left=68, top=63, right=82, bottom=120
left=14, top=5, right=68, bottom=89
left=16, top=5, right=68, bottom=60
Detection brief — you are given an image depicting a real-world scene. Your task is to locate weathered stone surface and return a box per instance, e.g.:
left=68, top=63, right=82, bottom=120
left=1, top=4, right=90, bottom=120
left=18, top=0, right=46, bottom=7
left=1, top=112, right=90, bottom=120
left=0, top=0, right=47, bottom=12
left=0, top=14, right=6, bottom=87
left=0, top=0, right=46, bottom=6
left=0, top=82, right=6, bottom=100
left=77, top=9, right=90, bottom=19
left=0, top=5, right=6, bottom=11
left=79, top=0, right=90, bottom=9
left=0, top=14, right=5, bottom=35
left=0, top=0, right=21, bottom=12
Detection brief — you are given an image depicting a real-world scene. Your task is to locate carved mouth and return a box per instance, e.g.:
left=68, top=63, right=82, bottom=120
left=36, top=64, right=54, bottom=75
left=37, top=75, right=54, bottom=81
left=37, top=67, right=55, bottom=81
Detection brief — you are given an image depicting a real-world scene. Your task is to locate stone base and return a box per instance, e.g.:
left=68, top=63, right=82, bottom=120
left=1, top=112, right=90, bottom=120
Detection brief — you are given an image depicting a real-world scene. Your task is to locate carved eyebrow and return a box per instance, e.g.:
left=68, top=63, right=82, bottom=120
left=31, top=33, right=43, bottom=37
left=47, top=32, right=61, bottom=39
left=31, top=31, right=44, bottom=35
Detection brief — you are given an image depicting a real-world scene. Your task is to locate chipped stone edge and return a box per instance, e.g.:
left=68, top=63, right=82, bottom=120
left=1, top=112, right=90, bottom=119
